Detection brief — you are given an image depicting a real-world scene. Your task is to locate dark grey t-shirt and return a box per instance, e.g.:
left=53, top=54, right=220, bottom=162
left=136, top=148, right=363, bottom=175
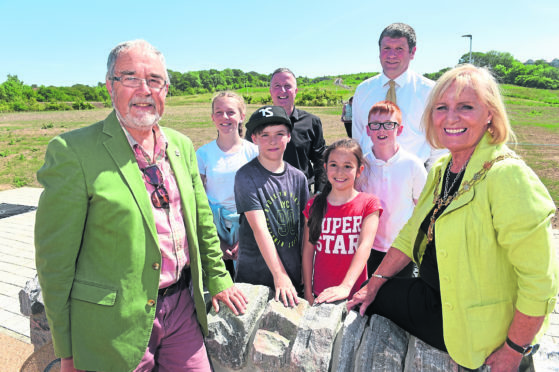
left=234, top=158, right=309, bottom=289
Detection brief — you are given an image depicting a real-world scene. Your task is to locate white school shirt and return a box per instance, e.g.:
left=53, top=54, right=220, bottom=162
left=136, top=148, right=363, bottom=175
left=196, top=139, right=258, bottom=212
left=359, top=146, right=427, bottom=252
left=352, top=69, right=446, bottom=166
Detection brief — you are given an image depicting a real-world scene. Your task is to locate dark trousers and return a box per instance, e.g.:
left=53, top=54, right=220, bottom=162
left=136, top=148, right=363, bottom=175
left=365, top=277, right=447, bottom=352
left=343, top=121, right=352, bottom=137
left=224, top=259, right=235, bottom=279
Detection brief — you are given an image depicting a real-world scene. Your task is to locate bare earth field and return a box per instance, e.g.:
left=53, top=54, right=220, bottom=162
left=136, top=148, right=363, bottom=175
left=0, top=102, right=558, bottom=227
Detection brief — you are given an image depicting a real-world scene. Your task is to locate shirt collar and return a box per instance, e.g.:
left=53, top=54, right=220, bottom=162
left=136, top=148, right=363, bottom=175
left=119, top=122, right=168, bottom=165
left=290, top=106, right=299, bottom=120
left=366, top=145, right=402, bottom=166
left=381, top=69, right=412, bottom=87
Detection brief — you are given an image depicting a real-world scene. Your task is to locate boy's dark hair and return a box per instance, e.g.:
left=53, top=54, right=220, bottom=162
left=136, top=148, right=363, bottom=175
left=251, top=122, right=292, bottom=136
left=307, top=138, right=365, bottom=244
left=378, top=23, right=416, bottom=50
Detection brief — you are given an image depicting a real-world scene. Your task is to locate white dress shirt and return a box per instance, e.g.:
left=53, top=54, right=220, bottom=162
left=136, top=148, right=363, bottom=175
left=359, top=146, right=427, bottom=252
left=352, top=69, right=446, bottom=166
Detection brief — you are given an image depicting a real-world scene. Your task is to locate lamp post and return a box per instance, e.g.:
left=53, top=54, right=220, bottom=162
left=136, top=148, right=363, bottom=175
left=462, top=34, right=472, bottom=63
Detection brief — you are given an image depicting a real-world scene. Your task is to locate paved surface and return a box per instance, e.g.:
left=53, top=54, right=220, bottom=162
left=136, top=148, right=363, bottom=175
left=0, top=187, right=558, bottom=354
left=0, top=187, right=43, bottom=343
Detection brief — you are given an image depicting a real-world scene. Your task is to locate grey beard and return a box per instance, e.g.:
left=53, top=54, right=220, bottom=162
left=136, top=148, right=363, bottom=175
left=113, top=103, right=161, bottom=130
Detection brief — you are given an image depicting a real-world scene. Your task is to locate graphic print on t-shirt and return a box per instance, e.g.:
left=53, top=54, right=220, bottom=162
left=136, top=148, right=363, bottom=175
left=263, top=190, right=302, bottom=249
left=317, top=215, right=363, bottom=255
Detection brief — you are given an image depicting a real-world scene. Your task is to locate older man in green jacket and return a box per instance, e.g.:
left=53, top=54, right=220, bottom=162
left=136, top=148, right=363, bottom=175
left=35, top=40, right=247, bottom=372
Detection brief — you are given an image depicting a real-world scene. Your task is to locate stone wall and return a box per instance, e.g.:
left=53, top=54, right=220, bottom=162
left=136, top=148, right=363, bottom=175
left=21, top=278, right=554, bottom=371
left=205, top=283, right=487, bottom=372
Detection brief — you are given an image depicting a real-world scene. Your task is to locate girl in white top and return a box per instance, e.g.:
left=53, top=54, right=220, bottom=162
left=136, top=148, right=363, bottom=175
left=196, top=92, right=258, bottom=274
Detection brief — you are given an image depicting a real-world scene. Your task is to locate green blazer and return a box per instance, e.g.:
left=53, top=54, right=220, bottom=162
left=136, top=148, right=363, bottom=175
left=35, top=111, right=232, bottom=372
left=393, top=133, right=558, bottom=369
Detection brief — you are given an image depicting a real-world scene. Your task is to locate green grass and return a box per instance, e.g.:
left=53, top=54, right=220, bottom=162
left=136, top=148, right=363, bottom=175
left=501, top=84, right=559, bottom=106
left=1, top=84, right=558, bottom=210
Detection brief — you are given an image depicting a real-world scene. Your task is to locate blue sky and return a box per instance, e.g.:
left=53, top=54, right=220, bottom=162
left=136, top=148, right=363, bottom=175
left=1, top=0, right=558, bottom=87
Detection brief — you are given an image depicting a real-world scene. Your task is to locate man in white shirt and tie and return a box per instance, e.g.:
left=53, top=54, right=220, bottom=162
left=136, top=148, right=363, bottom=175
left=352, top=23, right=444, bottom=168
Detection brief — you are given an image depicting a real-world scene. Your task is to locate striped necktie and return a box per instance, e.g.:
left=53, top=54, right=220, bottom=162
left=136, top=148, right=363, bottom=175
left=386, top=80, right=397, bottom=104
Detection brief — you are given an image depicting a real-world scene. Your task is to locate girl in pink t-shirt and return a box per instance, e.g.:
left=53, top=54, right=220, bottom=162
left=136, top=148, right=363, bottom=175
left=302, top=138, right=382, bottom=305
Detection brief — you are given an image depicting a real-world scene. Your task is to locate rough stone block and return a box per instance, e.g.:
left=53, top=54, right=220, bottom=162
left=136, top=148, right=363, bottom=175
left=19, top=274, right=44, bottom=316
left=355, top=315, right=409, bottom=372
left=404, top=336, right=459, bottom=372
left=259, top=299, right=309, bottom=340
left=251, top=299, right=309, bottom=371
left=331, top=309, right=368, bottom=372
left=289, top=301, right=346, bottom=372
left=251, top=329, right=291, bottom=371
left=206, top=283, right=271, bottom=370
left=30, top=311, right=52, bottom=350
left=532, top=335, right=558, bottom=372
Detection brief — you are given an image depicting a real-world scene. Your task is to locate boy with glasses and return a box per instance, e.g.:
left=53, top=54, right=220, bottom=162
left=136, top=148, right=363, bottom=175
left=234, top=105, right=309, bottom=308
left=358, top=101, right=427, bottom=277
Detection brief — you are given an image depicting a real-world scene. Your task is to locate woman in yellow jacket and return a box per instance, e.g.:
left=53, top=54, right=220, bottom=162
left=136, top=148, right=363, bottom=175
left=348, top=64, right=558, bottom=371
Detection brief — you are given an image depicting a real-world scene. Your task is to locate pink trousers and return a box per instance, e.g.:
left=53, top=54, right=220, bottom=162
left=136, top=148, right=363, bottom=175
left=134, top=286, right=211, bottom=372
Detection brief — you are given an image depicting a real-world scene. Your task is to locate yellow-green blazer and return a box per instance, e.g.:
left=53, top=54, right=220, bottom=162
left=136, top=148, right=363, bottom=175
left=35, top=111, right=232, bottom=372
left=393, top=133, right=558, bottom=369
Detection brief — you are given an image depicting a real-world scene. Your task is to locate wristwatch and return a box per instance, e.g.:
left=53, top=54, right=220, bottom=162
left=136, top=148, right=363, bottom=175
left=505, top=337, right=537, bottom=356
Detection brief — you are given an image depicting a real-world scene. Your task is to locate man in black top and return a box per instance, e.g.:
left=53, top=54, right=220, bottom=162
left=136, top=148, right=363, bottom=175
left=267, top=67, right=326, bottom=192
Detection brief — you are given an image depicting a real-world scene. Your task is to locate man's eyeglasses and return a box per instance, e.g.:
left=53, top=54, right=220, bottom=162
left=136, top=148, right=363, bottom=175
left=367, top=121, right=399, bottom=131
left=110, top=76, right=166, bottom=90
left=142, top=165, right=170, bottom=209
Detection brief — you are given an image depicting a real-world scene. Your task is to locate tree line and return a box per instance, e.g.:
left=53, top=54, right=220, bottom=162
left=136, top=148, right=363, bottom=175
left=425, top=51, right=559, bottom=89
left=0, top=75, right=110, bottom=112
left=1, top=51, right=558, bottom=112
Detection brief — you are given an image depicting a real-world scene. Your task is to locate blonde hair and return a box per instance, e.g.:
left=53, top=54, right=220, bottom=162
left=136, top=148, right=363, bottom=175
left=422, top=64, right=515, bottom=148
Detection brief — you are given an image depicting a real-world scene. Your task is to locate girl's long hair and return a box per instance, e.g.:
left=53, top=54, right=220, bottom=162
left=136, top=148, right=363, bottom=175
left=307, top=138, right=365, bottom=244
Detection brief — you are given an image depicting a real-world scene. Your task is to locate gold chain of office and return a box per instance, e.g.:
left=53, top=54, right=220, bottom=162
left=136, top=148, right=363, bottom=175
left=427, top=152, right=520, bottom=242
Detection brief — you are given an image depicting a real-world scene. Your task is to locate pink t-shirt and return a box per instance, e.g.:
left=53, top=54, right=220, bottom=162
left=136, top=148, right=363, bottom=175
left=303, top=192, right=382, bottom=297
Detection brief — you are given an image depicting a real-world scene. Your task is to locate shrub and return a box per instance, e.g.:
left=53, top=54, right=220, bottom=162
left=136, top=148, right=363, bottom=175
left=242, top=94, right=253, bottom=104
left=72, top=100, right=95, bottom=110
left=45, top=102, right=71, bottom=111
left=10, top=101, right=28, bottom=111
left=259, top=94, right=272, bottom=104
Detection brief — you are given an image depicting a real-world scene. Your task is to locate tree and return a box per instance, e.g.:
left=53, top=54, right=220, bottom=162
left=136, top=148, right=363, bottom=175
left=458, top=51, right=514, bottom=69
left=1, top=75, right=25, bottom=102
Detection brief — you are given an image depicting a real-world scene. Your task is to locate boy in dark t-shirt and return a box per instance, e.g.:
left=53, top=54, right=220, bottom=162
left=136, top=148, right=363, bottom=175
left=234, top=105, right=309, bottom=307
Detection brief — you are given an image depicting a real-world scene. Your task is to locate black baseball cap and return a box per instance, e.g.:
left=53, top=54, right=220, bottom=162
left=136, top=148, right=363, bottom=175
left=245, top=105, right=293, bottom=138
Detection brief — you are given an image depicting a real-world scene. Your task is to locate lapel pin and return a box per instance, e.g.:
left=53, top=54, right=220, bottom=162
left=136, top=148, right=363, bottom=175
left=175, top=150, right=180, bottom=157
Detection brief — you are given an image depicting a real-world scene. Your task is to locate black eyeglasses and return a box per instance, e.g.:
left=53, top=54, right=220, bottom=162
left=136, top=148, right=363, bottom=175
left=367, top=121, right=399, bottom=131
left=110, top=76, right=166, bottom=90
left=142, top=165, right=170, bottom=209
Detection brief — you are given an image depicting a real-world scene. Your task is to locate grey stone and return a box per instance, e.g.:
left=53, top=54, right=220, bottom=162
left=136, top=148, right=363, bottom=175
left=251, top=329, right=291, bottom=371
left=18, top=274, right=52, bottom=350
left=251, top=299, right=310, bottom=371
left=331, top=310, right=368, bottom=372
left=259, top=299, right=310, bottom=341
left=532, top=335, right=559, bottom=372
left=206, top=283, right=271, bottom=370
left=30, top=311, right=52, bottom=350
left=19, top=274, right=44, bottom=316
left=355, top=315, right=409, bottom=372
left=404, top=336, right=460, bottom=372
left=289, top=301, right=346, bottom=372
